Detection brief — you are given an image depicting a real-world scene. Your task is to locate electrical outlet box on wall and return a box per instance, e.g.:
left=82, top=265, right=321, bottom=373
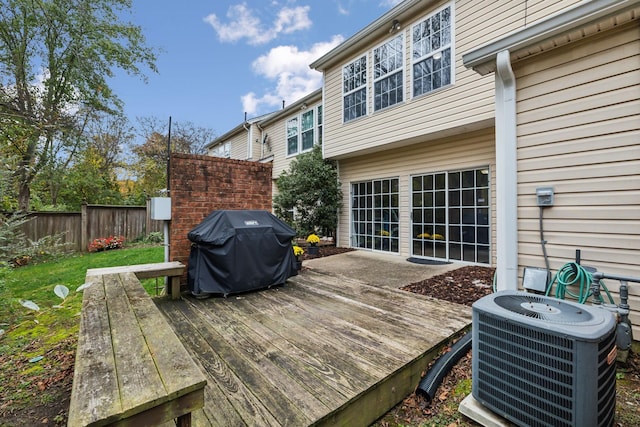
left=150, top=197, right=171, bottom=220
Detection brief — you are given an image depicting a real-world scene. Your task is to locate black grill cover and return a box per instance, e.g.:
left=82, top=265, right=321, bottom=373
left=187, top=210, right=297, bottom=296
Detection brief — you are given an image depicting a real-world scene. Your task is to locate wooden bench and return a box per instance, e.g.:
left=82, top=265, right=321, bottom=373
left=86, top=261, right=186, bottom=300
left=68, top=270, right=206, bottom=427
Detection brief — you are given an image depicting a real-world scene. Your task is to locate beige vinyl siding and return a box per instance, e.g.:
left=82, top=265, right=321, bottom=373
left=522, top=0, right=582, bottom=24
left=251, top=123, right=264, bottom=160
left=322, top=0, right=581, bottom=160
left=227, top=131, right=248, bottom=160
left=336, top=128, right=495, bottom=260
left=264, top=119, right=287, bottom=177
left=514, top=22, right=640, bottom=333
left=246, top=123, right=260, bottom=161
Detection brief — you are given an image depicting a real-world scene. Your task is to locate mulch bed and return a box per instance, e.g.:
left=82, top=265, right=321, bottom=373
left=401, top=265, right=495, bottom=306
left=300, top=245, right=355, bottom=261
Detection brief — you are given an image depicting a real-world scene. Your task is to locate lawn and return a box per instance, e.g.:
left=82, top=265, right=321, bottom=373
left=0, top=245, right=164, bottom=426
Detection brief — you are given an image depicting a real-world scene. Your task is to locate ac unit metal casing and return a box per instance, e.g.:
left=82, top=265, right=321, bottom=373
left=472, top=291, right=617, bottom=427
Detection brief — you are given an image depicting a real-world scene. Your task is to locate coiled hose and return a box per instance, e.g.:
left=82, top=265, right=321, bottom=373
left=546, top=262, right=615, bottom=304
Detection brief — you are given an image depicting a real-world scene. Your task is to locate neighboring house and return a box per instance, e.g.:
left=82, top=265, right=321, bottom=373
left=259, top=89, right=323, bottom=179
left=206, top=89, right=324, bottom=182
left=206, top=112, right=276, bottom=162
left=309, top=0, right=638, bottom=330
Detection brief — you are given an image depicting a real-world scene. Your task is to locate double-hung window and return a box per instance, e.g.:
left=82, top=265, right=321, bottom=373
left=317, top=105, right=323, bottom=145
left=373, top=34, right=404, bottom=111
left=211, top=141, right=230, bottom=158
left=343, top=55, right=367, bottom=122
left=287, top=106, right=321, bottom=156
left=301, top=109, right=314, bottom=151
left=286, top=117, right=299, bottom=156
left=412, top=4, right=453, bottom=97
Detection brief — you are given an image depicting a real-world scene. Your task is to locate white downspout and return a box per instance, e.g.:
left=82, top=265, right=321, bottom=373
left=495, top=50, right=518, bottom=290
left=243, top=122, right=251, bottom=160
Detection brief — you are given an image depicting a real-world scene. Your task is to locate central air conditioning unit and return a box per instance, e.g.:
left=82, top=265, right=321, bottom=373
left=472, top=291, right=617, bottom=427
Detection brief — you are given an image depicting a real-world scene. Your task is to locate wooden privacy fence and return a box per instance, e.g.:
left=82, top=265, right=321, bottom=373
left=17, top=202, right=164, bottom=252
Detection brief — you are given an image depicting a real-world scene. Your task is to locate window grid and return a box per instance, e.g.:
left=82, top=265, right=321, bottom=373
left=317, top=105, right=323, bottom=145
left=286, top=106, right=322, bottom=156
left=212, top=142, right=230, bottom=158
left=351, top=178, right=400, bottom=253
left=301, top=110, right=314, bottom=151
left=286, top=117, right=298, bottom=156
left=343, top=55, right=367, bottom=122
left=412, top=4, right=452, bottom=97
left=411, top=167, right=490, bottom=264
left=373, top=34, right=404, bottom=111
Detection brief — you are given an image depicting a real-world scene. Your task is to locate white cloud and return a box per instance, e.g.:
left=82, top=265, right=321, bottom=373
left=274, top=6, right=312, bottom=35
left=241, top=35, right=344, bottom=116
left=204, top=3, right=311, bottom=46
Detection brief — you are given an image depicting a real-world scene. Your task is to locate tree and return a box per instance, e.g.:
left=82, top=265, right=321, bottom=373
left=0, top=151, right=17, bottom=210
left=23, top=112, right=133, bottom=210
left=127, top=117, right=216, bottom=198
left=274, top=144, right=342, bottom=237
left=0, top=0, right=157, bottom=211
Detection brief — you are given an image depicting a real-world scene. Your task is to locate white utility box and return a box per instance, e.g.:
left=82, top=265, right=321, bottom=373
left=150, top=197, right=172, bottom=220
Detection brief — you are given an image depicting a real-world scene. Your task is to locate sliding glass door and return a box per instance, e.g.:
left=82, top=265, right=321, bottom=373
left=411, top=168, right=490, bottom=264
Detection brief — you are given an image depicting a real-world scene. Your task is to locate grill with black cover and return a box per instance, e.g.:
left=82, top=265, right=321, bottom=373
left=187, top=210, right=297, bottom=297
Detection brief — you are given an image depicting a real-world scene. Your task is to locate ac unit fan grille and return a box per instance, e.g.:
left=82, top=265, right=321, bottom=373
left=476, top=313, right=575, bottom=426
left=493, top=294, right=595, bottom=323
left=597, top=332, right=617, bottom=426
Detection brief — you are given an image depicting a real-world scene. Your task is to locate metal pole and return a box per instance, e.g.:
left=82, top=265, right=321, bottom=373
left=167, top=116, right=172, bottom=193
left=165, top=117, right=172, bottom=289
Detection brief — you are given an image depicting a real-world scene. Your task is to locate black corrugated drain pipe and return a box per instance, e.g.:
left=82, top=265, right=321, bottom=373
left=416, top=332, right=472, bottom=401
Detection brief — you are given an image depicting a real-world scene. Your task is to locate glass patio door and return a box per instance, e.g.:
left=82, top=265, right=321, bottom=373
left=411, top=168, right=490, bottom=264
left=351, top=178, right=399, bottom=253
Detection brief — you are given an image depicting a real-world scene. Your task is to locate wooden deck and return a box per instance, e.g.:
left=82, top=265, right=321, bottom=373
left=154, top=268, right=472, bottom=427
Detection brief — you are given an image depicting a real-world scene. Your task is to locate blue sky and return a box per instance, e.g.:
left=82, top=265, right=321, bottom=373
left=110, top=0, right=402, bottom=138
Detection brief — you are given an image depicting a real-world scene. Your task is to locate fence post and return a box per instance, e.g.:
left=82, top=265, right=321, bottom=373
left=81, top=203, right=88, bottom=252
left=146, top=197, right=151, bottom=237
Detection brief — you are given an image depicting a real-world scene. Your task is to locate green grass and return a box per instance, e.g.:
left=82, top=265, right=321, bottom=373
left=0, top=245, right=164, bottom=338
left=0, top=245, right=163, bottom=411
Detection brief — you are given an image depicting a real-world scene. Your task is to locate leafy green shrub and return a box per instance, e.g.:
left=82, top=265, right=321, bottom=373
left=274, top=144, right=342, bottom=236
left=144, top=231, right=164, bottom=244
left=0, top=214, right=30, bottom=266
left=0, top=214, right=71, bottom=267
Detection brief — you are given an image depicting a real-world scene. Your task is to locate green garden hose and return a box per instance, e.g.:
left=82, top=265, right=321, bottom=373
left=546, top=262, right=615, bottom=304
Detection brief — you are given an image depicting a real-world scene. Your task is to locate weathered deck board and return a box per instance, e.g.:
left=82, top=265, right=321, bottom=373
left=85, top=261, right=184, bottom=278
left=155, top=268, right=472, bottom=427
left=68, top=275, right=122, bottom=425
left=69, top=272, right=206, bottom=427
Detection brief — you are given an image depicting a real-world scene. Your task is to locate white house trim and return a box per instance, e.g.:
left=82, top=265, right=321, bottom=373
left=494, top=50, right=518, bottom=291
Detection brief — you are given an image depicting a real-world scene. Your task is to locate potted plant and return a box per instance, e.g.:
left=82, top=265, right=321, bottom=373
left=306, top=233, right=320, bottom=256
left=292, top=245, right=304, bottom=270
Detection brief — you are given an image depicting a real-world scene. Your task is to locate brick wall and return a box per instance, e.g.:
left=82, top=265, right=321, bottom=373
left=169, top=153, right=273, bottom=285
